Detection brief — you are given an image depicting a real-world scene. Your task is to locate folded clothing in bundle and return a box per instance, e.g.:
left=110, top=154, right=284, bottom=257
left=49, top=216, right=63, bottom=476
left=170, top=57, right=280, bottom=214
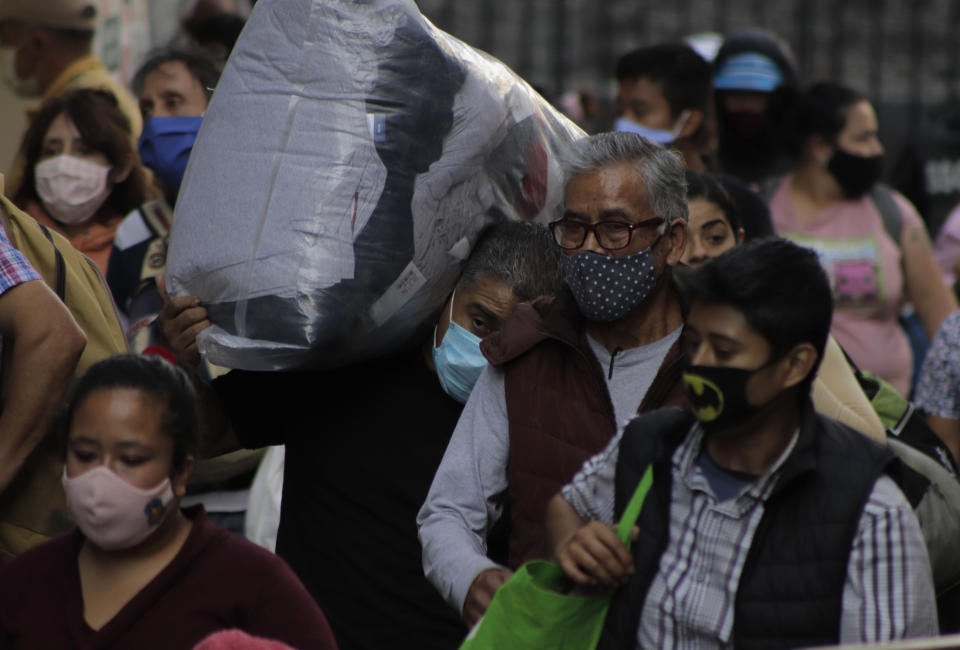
left=166, top=0, right=584, bottom=371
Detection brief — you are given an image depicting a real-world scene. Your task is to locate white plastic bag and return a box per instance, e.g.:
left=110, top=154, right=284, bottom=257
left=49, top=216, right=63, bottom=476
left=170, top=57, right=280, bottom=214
left=166, top=0, right=583, bottom=370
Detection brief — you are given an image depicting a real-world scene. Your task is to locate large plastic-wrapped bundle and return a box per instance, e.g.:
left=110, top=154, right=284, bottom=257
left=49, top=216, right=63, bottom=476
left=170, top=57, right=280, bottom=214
left=166, top=0, right=584, bottom=371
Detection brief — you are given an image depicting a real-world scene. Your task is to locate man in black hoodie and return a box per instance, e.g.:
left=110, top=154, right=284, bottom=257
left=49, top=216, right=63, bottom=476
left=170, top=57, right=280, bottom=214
left=713, top=29, right=798, bottom=187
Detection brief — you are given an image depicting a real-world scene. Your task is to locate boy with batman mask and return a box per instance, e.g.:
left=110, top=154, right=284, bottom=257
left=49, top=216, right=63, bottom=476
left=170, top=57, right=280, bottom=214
left=546, top=238, right=937, bottom=646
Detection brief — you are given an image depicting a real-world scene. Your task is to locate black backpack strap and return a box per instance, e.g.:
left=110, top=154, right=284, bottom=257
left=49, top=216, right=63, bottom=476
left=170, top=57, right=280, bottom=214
left=37, top=223, right=66, bottom=301
left=869, top=184, right=904, bottom=251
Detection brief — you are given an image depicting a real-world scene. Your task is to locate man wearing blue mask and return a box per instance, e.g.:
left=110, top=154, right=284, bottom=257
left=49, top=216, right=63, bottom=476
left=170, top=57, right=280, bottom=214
left=612, top=43, right=712, bottom=171
left=418, top=132, right=690, bottom=627
left=546, top=238, right=937, bottom=645
left=107, top=48, right=219, bottom=345
left=612, top=42, right=774, bottom=242
left=159, top=220, right=564, bottom=650
left=135, top=50, right=214, bottom=198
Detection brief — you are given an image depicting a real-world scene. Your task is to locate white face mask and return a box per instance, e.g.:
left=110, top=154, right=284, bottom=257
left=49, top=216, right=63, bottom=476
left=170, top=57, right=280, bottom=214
left=0, top=46, right=41, bottom=99
left=34, top=154, right=112, bottom=225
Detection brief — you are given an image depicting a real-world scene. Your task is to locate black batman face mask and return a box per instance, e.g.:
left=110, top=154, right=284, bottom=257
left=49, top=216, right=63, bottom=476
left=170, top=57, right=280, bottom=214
left=683, top=363, right=776, bottom=433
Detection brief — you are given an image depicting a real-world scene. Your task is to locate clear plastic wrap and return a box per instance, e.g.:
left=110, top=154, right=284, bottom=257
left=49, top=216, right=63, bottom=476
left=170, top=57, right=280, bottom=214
left=165, top=0, right=584, bottom=370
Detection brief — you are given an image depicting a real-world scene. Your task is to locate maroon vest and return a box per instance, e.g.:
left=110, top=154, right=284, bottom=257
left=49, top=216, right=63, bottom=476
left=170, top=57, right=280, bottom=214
left=481, top=291, right=686, bottom=567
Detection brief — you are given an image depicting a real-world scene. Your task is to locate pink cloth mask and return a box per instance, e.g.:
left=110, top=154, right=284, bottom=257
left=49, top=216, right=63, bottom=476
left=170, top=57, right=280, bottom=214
left=62, top=465, right=175, bottom=551
left=34, top=154, right=111, bottom=225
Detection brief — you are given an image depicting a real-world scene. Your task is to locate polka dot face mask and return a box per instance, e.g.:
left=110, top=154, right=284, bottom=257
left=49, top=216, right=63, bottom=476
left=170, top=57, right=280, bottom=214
left=561, top=242, right=660, bottom=322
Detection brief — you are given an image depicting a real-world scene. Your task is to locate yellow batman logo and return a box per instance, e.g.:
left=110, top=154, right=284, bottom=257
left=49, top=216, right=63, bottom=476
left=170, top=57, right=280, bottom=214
left=683, top=372, right=724, bottom=422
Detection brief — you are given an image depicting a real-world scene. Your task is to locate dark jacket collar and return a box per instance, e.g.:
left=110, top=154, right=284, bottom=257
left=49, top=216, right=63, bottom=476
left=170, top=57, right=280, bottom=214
left=481, top=287, right=585, bottom=366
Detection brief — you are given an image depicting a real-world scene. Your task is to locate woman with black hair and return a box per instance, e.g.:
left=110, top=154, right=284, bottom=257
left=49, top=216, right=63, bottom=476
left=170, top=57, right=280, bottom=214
left=769, top=81, right=956, bottom=396
left=681, top=170, right=745, bottom=267
left=0, top=355, right=338, bottom=650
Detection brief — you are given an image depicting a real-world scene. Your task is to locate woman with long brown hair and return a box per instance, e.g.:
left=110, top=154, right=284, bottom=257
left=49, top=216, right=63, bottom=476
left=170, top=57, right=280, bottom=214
left=12, top=88, right=155, bottom=274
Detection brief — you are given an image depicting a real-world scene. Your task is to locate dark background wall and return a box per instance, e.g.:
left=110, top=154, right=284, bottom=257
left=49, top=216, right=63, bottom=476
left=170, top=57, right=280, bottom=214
left=416, top=0, right=960, bottom=226
left=416, top=0, right=960, bottom=121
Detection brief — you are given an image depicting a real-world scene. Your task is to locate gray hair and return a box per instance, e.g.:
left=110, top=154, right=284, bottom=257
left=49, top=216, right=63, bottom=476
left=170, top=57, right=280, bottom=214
left=458, top=221, right=564, bottom=301
left=562, top=132, right=689, bottom=230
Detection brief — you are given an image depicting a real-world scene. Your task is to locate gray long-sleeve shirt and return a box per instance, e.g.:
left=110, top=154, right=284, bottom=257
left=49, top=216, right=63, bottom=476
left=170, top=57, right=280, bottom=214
left=416, top=328, right=681, bottom=612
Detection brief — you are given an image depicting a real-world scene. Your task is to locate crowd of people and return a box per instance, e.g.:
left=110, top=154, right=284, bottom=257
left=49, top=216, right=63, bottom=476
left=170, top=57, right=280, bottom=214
left=0, top=0, right=958, bottom=648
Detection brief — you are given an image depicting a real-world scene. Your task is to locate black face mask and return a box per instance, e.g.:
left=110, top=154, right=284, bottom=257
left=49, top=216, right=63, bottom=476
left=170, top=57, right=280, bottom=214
left=683, top=364, right=773, bottom=433
left=723, top=110, right=770, bottom=140
left=827, top=148, right=883, bottom=199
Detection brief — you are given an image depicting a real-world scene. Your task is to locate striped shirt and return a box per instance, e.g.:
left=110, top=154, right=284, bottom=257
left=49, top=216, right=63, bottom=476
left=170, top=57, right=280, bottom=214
left=562, top=423, right=938, bottom=648
left=0, top=223, right=42, bottom=376
left=0, top=225, right=40, bottom=294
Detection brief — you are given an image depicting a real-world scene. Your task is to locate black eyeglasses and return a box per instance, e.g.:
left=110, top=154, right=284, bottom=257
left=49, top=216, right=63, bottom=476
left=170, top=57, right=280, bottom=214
left=548, top=217, right=665, bottom=251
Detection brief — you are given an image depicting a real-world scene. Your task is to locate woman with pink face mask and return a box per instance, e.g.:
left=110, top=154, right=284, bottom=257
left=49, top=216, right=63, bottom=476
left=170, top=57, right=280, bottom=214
left=11, top=88, right=154, bottom=275
left=0, top=355, right=338, bottom=650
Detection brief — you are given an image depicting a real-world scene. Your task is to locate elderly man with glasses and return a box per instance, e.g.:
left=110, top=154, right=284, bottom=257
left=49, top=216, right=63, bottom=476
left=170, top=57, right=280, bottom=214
left=417, top=132, right=690, bottom=628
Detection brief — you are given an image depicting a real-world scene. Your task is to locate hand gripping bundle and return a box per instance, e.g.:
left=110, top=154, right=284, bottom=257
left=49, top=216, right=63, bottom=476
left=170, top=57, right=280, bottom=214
left=166, top=0, right=584, bottom=370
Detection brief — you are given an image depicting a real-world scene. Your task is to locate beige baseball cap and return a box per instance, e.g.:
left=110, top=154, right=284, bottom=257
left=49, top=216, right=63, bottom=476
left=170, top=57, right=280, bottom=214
left=0, top=0, right=98, bottom=31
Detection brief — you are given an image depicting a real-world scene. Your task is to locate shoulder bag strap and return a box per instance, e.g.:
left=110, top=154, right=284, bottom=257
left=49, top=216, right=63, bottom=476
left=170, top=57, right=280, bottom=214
left=869, top=184, right=904, bottom=251
left=37, top=223, right=66, bottom=300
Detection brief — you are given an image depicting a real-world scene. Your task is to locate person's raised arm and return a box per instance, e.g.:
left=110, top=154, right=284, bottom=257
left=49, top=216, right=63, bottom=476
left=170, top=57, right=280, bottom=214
left=547, top=492, right=635, bottom=587
left=548, top=428, right=636, bottom=587
left=156, top=275, right=240, bottom=457
left=547, top=494, right=633, bottom=587
left=901, top=220, right=958, bottom=340
left=0, top=280, right=85, bottom=492
left=156, top=275, right=211, bottom=372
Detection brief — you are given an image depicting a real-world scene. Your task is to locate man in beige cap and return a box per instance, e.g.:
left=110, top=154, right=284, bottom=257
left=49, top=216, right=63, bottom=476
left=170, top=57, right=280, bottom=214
left=0, top=0, right=142, bottom=193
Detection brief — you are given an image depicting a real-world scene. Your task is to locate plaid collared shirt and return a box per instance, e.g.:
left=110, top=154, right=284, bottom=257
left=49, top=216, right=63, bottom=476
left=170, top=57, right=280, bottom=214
left=0, top=226, right=40, bottom=294
left=562, top=422, right=938, bottom=648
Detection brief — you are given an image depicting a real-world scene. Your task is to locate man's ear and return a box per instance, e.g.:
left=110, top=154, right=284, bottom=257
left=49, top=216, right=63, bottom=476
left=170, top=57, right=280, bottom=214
left=736, top=227, right=745, bottom=244
left=676, top=109, right=704, bottom=140
left=664, top=218, right=688, bottom=266
left=808, top=135, right=834, bottom=168
left=779, top=343, right=819, bottom=390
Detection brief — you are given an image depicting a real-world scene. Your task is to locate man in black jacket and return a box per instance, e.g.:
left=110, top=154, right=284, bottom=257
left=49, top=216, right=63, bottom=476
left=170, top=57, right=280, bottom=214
left=546, top=238, right=937, bottom=647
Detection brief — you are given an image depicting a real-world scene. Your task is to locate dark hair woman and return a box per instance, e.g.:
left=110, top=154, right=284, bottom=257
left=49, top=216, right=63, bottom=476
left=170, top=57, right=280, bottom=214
left=681, top=170, right=745, bottom=267
left=0, top=355, right=338, bottom=650
left=768, top=81, right=957, bottom=396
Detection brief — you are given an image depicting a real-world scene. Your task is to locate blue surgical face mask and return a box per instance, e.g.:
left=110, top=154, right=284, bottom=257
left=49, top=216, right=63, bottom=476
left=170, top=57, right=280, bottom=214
left=138, top=116, right=203, bottom=191
left=432, top=289, right=488, bottom=403
left=614, top=118, right=674, bottom=144
left=614, top=111, right=691, bottom=146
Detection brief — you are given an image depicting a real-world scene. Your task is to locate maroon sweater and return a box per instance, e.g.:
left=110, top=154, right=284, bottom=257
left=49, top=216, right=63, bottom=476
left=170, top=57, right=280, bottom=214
left=0, top=506, right=338, bottom=650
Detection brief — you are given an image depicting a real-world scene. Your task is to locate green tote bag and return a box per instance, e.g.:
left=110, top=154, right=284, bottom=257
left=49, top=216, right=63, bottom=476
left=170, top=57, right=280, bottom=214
left=460, top=465, right=654, bottom=650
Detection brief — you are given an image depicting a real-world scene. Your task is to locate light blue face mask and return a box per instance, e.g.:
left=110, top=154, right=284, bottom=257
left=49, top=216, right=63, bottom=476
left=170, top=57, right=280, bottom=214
left=613, top=111, right=691, bottom=146
left=432, top=289, right=488, bottom=404
left=614, top=117, right=674, bottom=144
